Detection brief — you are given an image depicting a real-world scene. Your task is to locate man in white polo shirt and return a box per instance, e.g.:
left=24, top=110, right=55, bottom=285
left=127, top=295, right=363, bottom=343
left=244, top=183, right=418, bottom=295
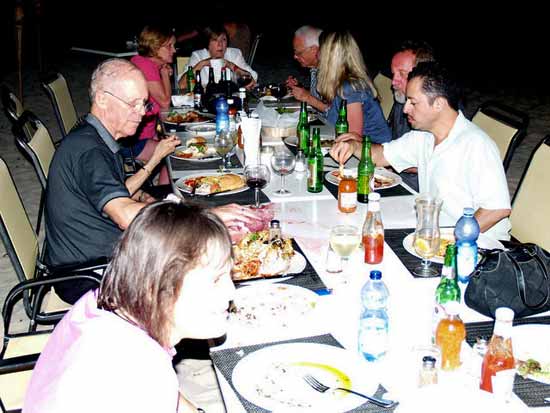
left=331, top=61, right=511, bottom=240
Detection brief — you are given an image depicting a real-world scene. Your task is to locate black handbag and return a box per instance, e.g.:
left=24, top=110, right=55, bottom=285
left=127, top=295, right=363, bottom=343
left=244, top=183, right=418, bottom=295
left=464, top=243, right=550, bottom=318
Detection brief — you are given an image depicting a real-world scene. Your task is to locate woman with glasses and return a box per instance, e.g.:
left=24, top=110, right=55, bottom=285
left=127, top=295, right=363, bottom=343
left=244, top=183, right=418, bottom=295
left=24, top=202, right=235, bottom=413
left=126, top=25, right=177, bottom=184
left=317, top=31, right=391, bottom=144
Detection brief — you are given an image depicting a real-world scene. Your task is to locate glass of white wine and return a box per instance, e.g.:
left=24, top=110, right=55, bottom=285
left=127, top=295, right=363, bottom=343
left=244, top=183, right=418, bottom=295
left=214, top=130, right=235, bottom=172
left=329, top=225, right=361, bottom=272
left=412, top=194, right=443, bottom=277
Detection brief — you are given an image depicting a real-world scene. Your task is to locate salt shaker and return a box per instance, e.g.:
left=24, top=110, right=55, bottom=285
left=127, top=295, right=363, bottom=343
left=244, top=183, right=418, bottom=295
left=269, top=220, right=281, bottom=241
left=418, top=356, right=438, bottom=387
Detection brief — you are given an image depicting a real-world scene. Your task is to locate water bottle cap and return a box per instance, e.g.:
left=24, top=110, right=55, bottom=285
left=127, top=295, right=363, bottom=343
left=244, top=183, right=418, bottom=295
left=422, top=356, right=436, bottom=366
left=270, top=219, right=280, bottom=228
left=495, top=307, right=514, bottom=321
left=369, top=270, right=382, bottom=280
left=463, top=207, right=475, bottom=217
left=368, top=192, right=380, bottom=202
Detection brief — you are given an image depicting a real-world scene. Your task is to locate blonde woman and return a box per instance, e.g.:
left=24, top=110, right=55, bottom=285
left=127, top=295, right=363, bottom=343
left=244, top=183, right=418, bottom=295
left=317, top=31, right=391, bottom=143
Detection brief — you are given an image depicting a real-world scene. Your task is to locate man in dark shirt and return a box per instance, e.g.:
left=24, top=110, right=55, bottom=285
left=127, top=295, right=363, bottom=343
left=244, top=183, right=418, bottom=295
left=46, top=58, right=255, bottom=303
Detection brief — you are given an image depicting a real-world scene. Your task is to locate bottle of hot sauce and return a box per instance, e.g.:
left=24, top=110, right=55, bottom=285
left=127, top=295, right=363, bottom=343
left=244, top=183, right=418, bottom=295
left=362, top=192, right=384, bottom=264
left=338, top=169, right=357, bottom=213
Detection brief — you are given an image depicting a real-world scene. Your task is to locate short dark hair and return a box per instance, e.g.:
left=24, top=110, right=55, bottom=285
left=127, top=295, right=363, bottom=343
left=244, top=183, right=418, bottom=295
left=202, top=24, right=229, bottom=47
left=408, top=61, right=461, bottom=111
left=97, top=202, right=232, bottom=348
left=397, top=40, right=435, bottom=65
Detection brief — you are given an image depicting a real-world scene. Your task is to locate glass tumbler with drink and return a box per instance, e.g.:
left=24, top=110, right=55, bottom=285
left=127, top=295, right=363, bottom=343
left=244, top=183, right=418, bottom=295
left=271, top=150, right=295, bottom=195
left=244, top=164, right=270, bottom=208
left=412, top=194, right=443, bottom=277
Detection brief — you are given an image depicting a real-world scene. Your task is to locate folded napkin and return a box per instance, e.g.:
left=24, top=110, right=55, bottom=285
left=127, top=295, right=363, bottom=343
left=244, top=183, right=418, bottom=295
left=253, top=101, right=299, bottom=128
left=241, top=117, right=261, bottom=166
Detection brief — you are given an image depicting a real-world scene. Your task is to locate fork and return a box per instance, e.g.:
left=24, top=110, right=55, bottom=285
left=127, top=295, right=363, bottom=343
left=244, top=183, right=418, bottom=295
left=303, top=374, right=397, bottom=408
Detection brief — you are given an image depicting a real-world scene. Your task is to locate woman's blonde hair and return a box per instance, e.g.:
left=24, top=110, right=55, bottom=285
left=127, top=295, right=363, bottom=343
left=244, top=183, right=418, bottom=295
left=316, top=31, right=377, bottom=102
left=137, top=25, right=174, bottom=58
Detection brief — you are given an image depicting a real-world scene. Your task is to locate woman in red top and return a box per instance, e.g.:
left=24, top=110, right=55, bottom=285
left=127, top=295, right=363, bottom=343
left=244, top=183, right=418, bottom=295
left=129, top=25, right=176, bottom=184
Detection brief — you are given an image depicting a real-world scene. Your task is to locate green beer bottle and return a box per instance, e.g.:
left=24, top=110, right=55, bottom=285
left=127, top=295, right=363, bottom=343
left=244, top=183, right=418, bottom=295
left=357, top=136, right=375, bottom=203
left=297, top=102, right=310, bottom=156
left=335, top=99, right=349, bottom=136
left=186, top=66, right=196, bottom=93
left=307, top=128, right=324, bottom=193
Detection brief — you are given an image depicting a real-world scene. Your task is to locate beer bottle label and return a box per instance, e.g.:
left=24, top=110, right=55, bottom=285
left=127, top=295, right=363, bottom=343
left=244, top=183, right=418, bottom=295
left=308, top=162, right=318, bottom=187
left=357, top=175, right=370, bottom=195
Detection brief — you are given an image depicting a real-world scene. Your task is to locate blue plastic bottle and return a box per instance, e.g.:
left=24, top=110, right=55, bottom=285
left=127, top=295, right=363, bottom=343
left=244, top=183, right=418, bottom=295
left=358, top=270, right=389, bottom=362
left=215, top=97, right=229, bottom=134
left=454, top=207, right=480, bottom=284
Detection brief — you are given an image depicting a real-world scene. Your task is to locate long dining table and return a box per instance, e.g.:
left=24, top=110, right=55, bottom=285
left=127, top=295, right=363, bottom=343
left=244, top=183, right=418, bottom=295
left=165, top=113, right=550, bottom=412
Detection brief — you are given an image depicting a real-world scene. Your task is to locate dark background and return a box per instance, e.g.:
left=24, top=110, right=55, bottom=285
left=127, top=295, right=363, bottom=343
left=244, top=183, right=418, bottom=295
left=2, top=1, right=547, bottom=95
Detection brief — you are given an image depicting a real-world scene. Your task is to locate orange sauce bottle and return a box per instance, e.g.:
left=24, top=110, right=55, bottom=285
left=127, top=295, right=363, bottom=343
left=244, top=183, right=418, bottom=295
left=435, top=301, right=465, bottom=371
left=338, top=170, right=357, bottom=213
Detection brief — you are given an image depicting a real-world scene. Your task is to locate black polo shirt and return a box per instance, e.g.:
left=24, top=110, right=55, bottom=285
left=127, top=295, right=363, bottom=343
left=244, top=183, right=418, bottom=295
left=45, top=114, right=130, bottom=269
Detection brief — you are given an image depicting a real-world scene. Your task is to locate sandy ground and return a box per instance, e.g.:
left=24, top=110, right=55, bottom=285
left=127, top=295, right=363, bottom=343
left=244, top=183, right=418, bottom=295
left=1, top=51, right=549, bottom=332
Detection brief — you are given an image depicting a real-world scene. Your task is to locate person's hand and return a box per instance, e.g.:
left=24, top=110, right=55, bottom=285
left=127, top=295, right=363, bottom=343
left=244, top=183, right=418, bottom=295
left=211, top=204, right=257, bottom=227
left=138, top=191, right=156, bottom=204
left=330, top=140, right=359, bottom=164
left=196, top=58, right=211, bottom=71
left=246, top=78, right=257, bottom=90
left=335, top=132, right=362, bottom=143
left=160, top=64, right=173, bottom=78
left=285, top=76, right=298, bottom=88
left=289, top=85, right=310, bottom=102
left=151, top=135, right=181, bottom=162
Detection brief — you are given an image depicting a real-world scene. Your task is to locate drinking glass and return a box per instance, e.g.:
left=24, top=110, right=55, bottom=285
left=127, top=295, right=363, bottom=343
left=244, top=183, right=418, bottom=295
left=329, top=225, right=361, bottom=266
left=412, top=194, right=443, bottom=277
left=244, top=165, right=270, bottom=208
left=268, top=83, right=288, bottom=109
left=270, top=151, right=295, bottom=195
left=237, top=73, right=253, bottom=89
left=214, top=131, right=235, bottom=172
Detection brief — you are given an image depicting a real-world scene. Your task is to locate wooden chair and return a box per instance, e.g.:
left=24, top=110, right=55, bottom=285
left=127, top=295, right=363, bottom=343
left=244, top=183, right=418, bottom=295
left=0, top=157, right=104, bottom=332
left=509, top=135, right=550, bottom=251
left=41, top=73, right=79, bottom=138
left=471, top=101, right=529, bottom=172
left=373, top=73, right=394, bottom=120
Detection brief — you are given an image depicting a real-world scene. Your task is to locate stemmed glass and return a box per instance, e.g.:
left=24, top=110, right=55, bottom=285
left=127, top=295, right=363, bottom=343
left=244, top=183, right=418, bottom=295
left=214, top=131, right=235, bottom=172
left=237, top=73, right=253, bottom=89
left=270, top=151, right=295, bottom=195
left=412, top=194, right=443, bottom=277
left=329, top=225, right=361, bottom=272
left=269, top=83, right=288, bottom=110
left=244, top=165, right=271, bottom=208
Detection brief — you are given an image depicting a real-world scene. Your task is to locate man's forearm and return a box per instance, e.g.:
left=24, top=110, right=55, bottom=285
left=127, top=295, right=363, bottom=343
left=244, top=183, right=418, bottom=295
left=475, top=208, right=511, bottom=233
left=307, top=94, right=329, bottom=113
left=125, top=163, right=154, bottom=195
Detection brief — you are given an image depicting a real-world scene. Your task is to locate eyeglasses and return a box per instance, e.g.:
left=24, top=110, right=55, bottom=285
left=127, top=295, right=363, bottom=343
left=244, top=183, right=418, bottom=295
left=293, top=46, right=313, bottom=57
left=103, top=90, right=153, bottom=113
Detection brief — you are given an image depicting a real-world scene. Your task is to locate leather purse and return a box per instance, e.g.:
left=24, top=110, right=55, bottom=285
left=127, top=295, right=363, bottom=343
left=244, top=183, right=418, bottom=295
left=464, top=243, right=550, bottom=319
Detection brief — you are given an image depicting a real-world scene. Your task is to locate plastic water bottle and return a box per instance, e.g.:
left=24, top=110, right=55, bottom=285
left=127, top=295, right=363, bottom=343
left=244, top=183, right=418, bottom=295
left=454, top=207, right=480, bottom=284
left=215, top=97, right=229, bottom=134
left=358, top=270, right=389, bottom=362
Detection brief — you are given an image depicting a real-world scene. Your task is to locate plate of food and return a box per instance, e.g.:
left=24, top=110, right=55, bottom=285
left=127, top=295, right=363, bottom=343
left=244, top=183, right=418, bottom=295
left=170, top=137, right=221, bottom=161
left=324, top=167, right=402, bottom=189
left=513, top=324, right=550, bottom=385
left=402, top=228, right=505, bottom=264
left=232, top=230, right=306, bottom=282
left=231, top=342, right=377, bottom=412
left=283, top=136, right=332, bottom=156
left=184, top=123, right=217, bottom=137
left=162, top=109, right=214, bottom=125
left=229, top=283, right=318, bottom=332
left=174, top=172, right=246, bottom=196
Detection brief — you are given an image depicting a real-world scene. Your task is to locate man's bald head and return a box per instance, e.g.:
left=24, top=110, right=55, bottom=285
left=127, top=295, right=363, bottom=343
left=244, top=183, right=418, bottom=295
left=89, top=58, right=145, bottom=103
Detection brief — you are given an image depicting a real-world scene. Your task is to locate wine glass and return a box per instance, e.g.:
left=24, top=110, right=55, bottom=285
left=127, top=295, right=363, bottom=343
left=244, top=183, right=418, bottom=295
left=329, top=225, right=361, bottom=272
left=237, top=73, right=253, bottom=89
left=214, top=131, right=235, bottom=172
left=270, top=151, right=295, bottom=196
left=269, top=83, right=288, bottom=109
left=244, top=165, right=271, bottom=208
left=412, top=194, right=443, bottom=277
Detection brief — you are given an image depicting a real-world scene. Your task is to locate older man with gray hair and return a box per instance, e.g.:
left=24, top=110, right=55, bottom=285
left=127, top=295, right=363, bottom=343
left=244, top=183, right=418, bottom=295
left=286, top=25, right=329, bottom=116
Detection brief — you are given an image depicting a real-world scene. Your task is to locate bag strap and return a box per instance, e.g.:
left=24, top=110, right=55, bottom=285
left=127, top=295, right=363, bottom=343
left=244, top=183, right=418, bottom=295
left=507, top=246, right=550, bottom=310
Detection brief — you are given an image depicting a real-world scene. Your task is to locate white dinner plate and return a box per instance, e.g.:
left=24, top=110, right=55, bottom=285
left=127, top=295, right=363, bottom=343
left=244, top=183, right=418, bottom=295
left=231, top=342, right=377, bottom=412
left=237, top=252, right=307, bottom=285
left=174, top=172, right=247, bottom=196
left=283, top=136, right=331, bottom=156
left=161, top=109, right=214, bottom=126
left=512, top=324, right=550, bottom=384
left=169, top=145, right=221, bottom=162
left=324, top=167, right=402, bottom=190
left=184, top=123, right=217, bottom=137
left=229, top=283, right=318, bottom=332
left=402, top=228, right=505, bottom=264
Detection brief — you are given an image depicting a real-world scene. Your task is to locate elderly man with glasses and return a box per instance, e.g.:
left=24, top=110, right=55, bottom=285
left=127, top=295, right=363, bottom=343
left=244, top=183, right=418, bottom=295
left=286, top=25, right=329, bottom=117
left=44, top=58, right=255, bottom=304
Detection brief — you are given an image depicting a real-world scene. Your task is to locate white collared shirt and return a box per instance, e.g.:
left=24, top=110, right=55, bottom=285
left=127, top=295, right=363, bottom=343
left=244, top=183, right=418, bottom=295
left=383, top=111, right=512, bottom=240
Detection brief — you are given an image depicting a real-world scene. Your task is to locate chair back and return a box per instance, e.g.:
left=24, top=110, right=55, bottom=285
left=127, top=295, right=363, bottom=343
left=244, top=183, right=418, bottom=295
left=247, top=33, right=262, bottom=67
left=13, top=111, right=55, bottom=190
left=176, top=56, right=190, bottom=81
left=1, top=84, right=36, bottom=140
left=471, top=101, right=529, bottom=171
left=373, top=73, right=394, bottom=120
left=510, top=136, right=550, bottom=251
left=42, top=73, right=78, bottom=137
left=0, top=158, right=39, bottom=282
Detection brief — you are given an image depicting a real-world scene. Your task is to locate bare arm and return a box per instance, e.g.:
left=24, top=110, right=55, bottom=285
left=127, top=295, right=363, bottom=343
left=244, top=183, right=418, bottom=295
left=347, top=102, right=363, bottom=137
left=329, top=133, right=391, bottom=166
left=475, top=208, right=511, bottom=233
left=103, top=197, right=146, bottom=230
left=147, top=64, right=172, bottom=109
left=289, top=85, right=329, bottom=113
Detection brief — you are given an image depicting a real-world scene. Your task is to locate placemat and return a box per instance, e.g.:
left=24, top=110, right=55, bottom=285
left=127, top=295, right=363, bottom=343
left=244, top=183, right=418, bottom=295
left=323, top=179, right=413, bottom=199
left=211, top=333, right=397, bottom=413
left=465, top=315, right=550, bottom=408
left=170, top=153, right=242, bottom=171
left=385, top=229, right=442, bottom=278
